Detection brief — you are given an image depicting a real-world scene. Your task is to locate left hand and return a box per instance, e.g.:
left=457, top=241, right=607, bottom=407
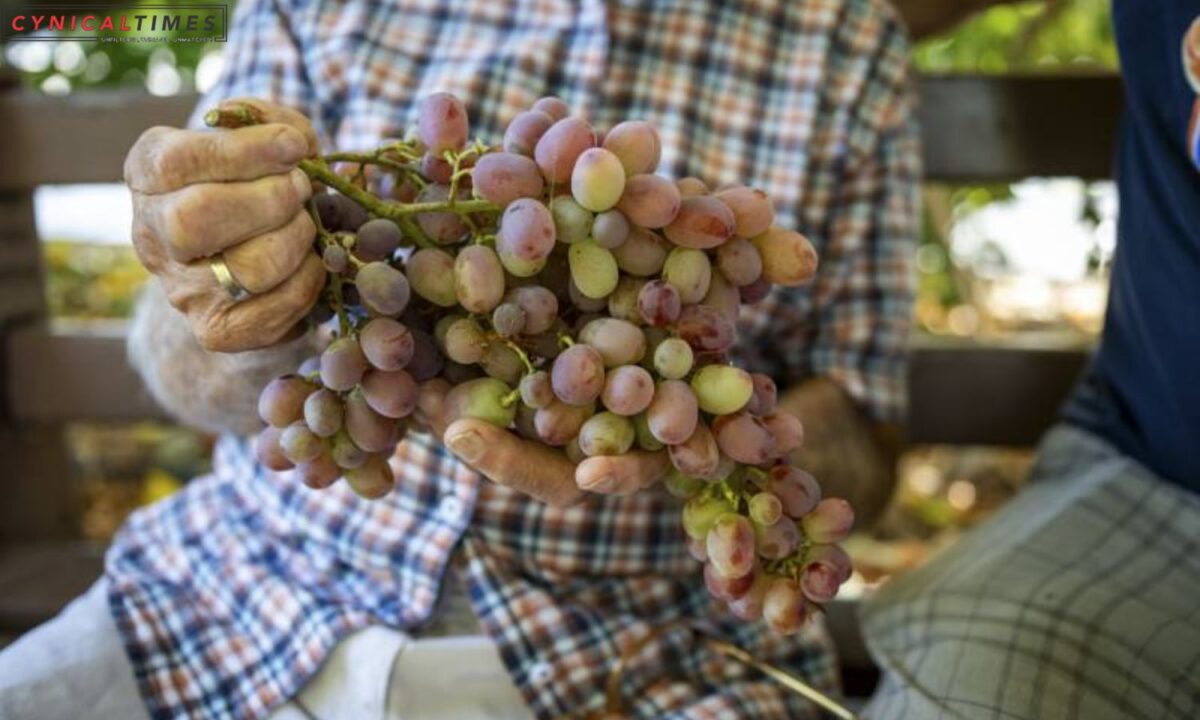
left=415, top=380, right=671, bottom=507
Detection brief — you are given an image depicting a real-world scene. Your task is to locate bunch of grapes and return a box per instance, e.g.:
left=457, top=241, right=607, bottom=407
left=226, top=92, right=853, bottom=634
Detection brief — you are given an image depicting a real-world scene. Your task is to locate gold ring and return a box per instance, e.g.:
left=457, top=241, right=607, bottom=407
left=209, top=254, right=251, bottom=302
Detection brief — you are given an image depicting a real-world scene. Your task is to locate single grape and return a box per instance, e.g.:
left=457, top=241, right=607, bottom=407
left=578, top=318, right=646, bottom=367
left=600, top=365, right=655, bottom=416
left=415, top=184, right=468, bottom=244
left=443, top=317, right=487, bottom=364
left=503, top=110, right=555, bottom=156
left=805, top=544, right=853, bottom=585
left=661, top=247, right=712, bottom=304
left=361, top=369, right=418, bottom=419
left=616, top=174, right=681, bottom=229
left=591, top=209, right=630, bottom=249
left=714, top=185, right=775, bottom=238
left=702, top=271, right=740, bottom=324
left=296, top=453, right=340, bottom=490
left=345, top=453, right=396, bottom=499
left=405, top=328, right=445, bottom=382
left=663, top=196, right=735, bottom=249
left=454, top=245, right=506, bottom=313
left=513, top=402, right=539, bottom=441
left=330, top=430, right=368, bottom=470
left=674, top=176, right=709, bottom=197
left=667, top=421, right=720, bottom=479
left=417, top=92, right=468, bottom=153
left=550, top=343, right=606, bottom=406
left=633, top=413, right=665, bottom=452
left=444, top=377, right=518, bottom=427
left=534, top=116, right=595, bottom=183
left=613, top=227, right=669, bottom=276
left=280, top=422, right=324, bottom=464
left=321, top=337, right=369, bottom=392
left=519, top=370, right=555, bottom=409
left=755, top=517, right=801, bottom=560
left=664, top=468, right=703, bottom=498
left=473, top=152, right=545, bottom=207
left=355, top=218, right=403, bottom=262
left=420, top=151, right=454, bottom=184
left=358, top=318, right=414, bottom=372
left=405, top=248, right=458, bottom=307
left=749, top=492, right=783, bottom=527
left=355, top=261, right=411, bottom=317
left=706, top=514, right=756, bottom=580
left=711, top=412, right=775, bottom=465
left=766, top=465, right=821, bottom=518
left=549, top=195, right=593, bottom=244
left=715, top=238, right=763, bottom=287
left=607, top=276, right=647, bottom=325
left=636, top=279, right=682, bottom=327
left=704, top=562, right=755, bottom=602
left=578, top=412, right=636, bottom=456
left=568, top=240, right=619, bottom=299
left=534, top=399, right=594, bottom=446
left=739, top=276, right=773, bottom=304
left=497, top=198, right=556, bottom=276
left=646, top=379, right=699, bottom=445
left=564, top=436, right=586, bottom=463
left=531, top=96, right=569, bottom=121
left=601, top=120, right=661, bottom=176
left=764, top=412, right=805, bottom=456
left=571, top=148, right=625, bottom=212
left=258, top=374, right=315, bottom=428
left=255, top=426, right=294, bottom=471
left=345, top=392, right=400, bottom=453
left=314, top=192, right=368, bottom=232
left=653, top=338, right=694, bottom=380
left=297, top=356, right=321, bottom=377
left=801, top=498, right=854, bottom=544
left=479, top=342, right=524, bottom=384
left=504, top=285, right=558, bottom=334
left=763, top=578, right=810, bottom=635
left=491, top=303, right=527, bottom=337
left=681, top=495, right=733, bottom=540
left=752, top=227, right=818, bottom=286
left=801, top=547, right=850, bottom=603
left=727, top=574, right=771, bottom=621
left=304, top=388, right=344, bottom=438
left=675, top=304, right=736, bottom=354
left=690, top=364, right=753, bottom=415
left=323, top=244, right=349, bottom=273
left=745, top=373, right=778, bottom=416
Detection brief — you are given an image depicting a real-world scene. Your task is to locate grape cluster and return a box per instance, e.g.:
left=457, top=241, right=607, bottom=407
left=244, top=92, right=852, bottom=634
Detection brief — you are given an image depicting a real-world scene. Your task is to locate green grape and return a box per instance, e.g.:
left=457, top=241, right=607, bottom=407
left=303, top=388, right=344, bottom=438
left=591, top=209, right=630, bottom=249
left=577, top=411, right=635, bottom=456
left=443, top=318, right=487, bottom=365
left=444, top=377, right=517, bottom=427
left=578, top=318, right=646, bottom=367
left=571, top=148, right=625, bottom=212
left=330, top=430, right=368, bottom=470
left=345, top=454, right=396, bottom=499
left=479, top=342, right=524, bottom=384
left=568, top=240, right=619, bottom=299
left=280, top=422, right=323, bottom=464
left=454, top=245, right=506, bottom=313
left=682, top=495, right=734, bottom=540
left=690, top=364, right=754, bottom=415
left=748, top=492, right=783, bottom=527
left=664, top=468, right=704, bottom=498
left=550, top=195, right=593, bottom=244
left=607, top=276, right=647, bottom=325
left=653, top=338, right=694, bottom=380
left=661, top=247, right=712, bottom=304
left=633, top=413, right=664, bottom=452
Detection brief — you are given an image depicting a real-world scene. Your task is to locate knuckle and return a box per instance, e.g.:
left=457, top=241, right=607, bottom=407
left=124, top=126, right=172, bottom=188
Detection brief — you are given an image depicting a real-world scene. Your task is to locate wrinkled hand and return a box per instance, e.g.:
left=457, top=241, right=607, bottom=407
left=126, top=97, right=325, bottom=352
left=415, top=380, right=670, bottom=507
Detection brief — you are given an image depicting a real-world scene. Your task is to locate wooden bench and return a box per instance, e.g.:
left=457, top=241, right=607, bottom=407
left=0, top=76, right=1121, bottom=670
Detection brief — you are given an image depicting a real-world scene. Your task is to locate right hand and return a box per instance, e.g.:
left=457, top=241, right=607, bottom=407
left=126, top=98, right=326, bottom=352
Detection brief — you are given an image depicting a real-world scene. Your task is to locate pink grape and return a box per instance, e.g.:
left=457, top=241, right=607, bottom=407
left=801, top=498, right=855, bottom=544
left=503, top=110, right=555, bottom=156
left=479, top=343, right=524, bottom=384
left=763, top=578, right=810, bottom=635
left=766, top=465, right=821, bottom=518
left=578, top=412, right=636, bottom=456
left=359, top=318, right=415, bottom=371
left=314, top=192, right=368, bottom=232
left=345, top=454, right=396, bottom=499
left=646, top=379, right=699, bottom=445
left=355, top=261, right=411, bottom=317
left=322, top=244, right=349, bottom=273
left=473, top=152, right=544, bottom=207
left=704, top=562, right=754, bottom=602
left=534, top=400, right=593, bottom=446
left=344, top=393, right=399, bottom=453
left=534, top=116, right=596, bottom=183
left=636, top=279, right=681, bottom=327
left=571, top=148, right=625, bottom=212
left=443, top=318, right=487, bottom=364
left=712, top=412, right=776, bottom=465
left=616, top=174, right=681, bottom=229
left=258, top=375, right=315, bottom=428
left=331, top=431, right=368, bottom=470
left=714, top=185, right=775, bottom=238
left=591, top=209, right=630, bottom=249
left=405, top=248, right=458, bottom=307
left=688, top=536, right=708, bottom=562
left=354, top=219, right=402, bottom=262
left=417, top=92, right=468, bottom=153
left=296, top=454, right=340, bottom=490
left=745, top=373, right=778, bottom=416
left=602, top=120, right=661, bottom=176
left=405, top=329, right=444, bottom=382
left=607, top=276, right=647, bottom=324
left=705, top=514, right=756, bottom=580
left=491, top=303, right=526, bottom=337
left=675, top=304, right=736, bottom=354
left=739, top=277, right=773, bottom=304
left=663, top=196, right=735, bottom=249
left=454, top=245, right=506, bottom=313
left=361, top=369, right=418, bottom=419
left=578, top=318, right=646, bottom=367
left=504, top=285, right=558, bottom=334
left=519, top=370, right=555, bottom=409
left=755, top=517, right=800, bottom=559
left=600, top=365, right=655, bottom=416
left=255, top=426, right=294, bottom=471
left=728, top=574, right=771, bottom=621
left=801, top=545, right=852, bottom=603
left=531, top=96, right=569, bottom=121
left=420, top=151, right=454, bottom=184
left=752, top=228, right=819, bottom=286
left=303, top=388, right=344, bottom=438
left=667, top=421, right=720, bottom=479
left=715, top=238, right=762, bottom=289
left=674, top=176, right=709, bottom=197
left=661, top=247, right=711, bottom=304
left=613, top=227, right=669, bottom=276
left=551, top=343, right=606, bottom=406
left=702, top=272, right=740, bottom=324
left=764, top=412, right=805, bottom=456
left=748, top=492, right=783, bottom=526
left=280, top=422, right=323, bottom=464
left=415, top=184, right=468, bottom=243
left=321, top=337, right=369, bottom=392
left=497, top=198, right=556, bottom=276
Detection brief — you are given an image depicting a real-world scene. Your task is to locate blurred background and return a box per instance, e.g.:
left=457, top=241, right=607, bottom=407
left=0, top=0, right=1119, bottom=668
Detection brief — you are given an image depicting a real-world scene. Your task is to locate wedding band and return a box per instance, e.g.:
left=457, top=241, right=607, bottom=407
left=209, top=254, right=251, bottom=302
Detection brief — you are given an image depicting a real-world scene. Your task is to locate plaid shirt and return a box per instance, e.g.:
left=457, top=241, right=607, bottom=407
left=106, top=0, right=918, bottom=718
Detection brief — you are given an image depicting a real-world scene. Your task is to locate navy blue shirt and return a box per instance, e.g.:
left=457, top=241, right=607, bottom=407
left=1063, top=0, right=1200, bottom=491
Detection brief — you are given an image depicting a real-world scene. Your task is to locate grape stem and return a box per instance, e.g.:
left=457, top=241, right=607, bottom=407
left=499, top=388, right=522, bottom=408
left=308, top=198, right=353, bottom=337
left=502, top=340, right=536, bottom=375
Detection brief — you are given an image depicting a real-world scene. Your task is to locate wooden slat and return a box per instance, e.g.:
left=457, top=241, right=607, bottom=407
left=918, top=74, right=1123, bottom=182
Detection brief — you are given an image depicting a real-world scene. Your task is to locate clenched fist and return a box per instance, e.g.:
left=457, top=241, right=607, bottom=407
left=126, top=98, right=325, bottom=352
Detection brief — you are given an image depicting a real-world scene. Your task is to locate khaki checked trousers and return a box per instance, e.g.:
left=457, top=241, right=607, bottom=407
left=862, top=424, right=1200, bottom=720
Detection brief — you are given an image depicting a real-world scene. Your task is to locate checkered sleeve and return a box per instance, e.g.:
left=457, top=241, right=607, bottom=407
left=805, top=8, right=919, bottom=423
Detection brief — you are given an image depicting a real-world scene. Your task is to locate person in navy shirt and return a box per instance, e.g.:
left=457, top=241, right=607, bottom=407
left=864, top=3, right=1200, bottom=719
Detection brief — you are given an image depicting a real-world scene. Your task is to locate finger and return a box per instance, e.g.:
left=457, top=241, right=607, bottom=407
left=218, top=209, right=316, bottom=294
left=415, top=379, right=452, bottom=437
left=443, top=419, right=582, bottom=507
left=217, top=97, right=321, bottom=155
left=148, top=168, right=312, bottom=262
left=186, top=253, right=325, bottom=352
left=125, top=123, right=312, bottom=194
left=576, top=451, right=672, bottom=495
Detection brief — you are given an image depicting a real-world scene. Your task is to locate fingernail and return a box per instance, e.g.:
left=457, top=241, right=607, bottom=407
left=446, top=430, right=483, bottom=463
left=277, top=129, right=309, bottom=162
left=290, top=167, right=312, bottom=201
left=582, top=473, right=616, bottom=493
